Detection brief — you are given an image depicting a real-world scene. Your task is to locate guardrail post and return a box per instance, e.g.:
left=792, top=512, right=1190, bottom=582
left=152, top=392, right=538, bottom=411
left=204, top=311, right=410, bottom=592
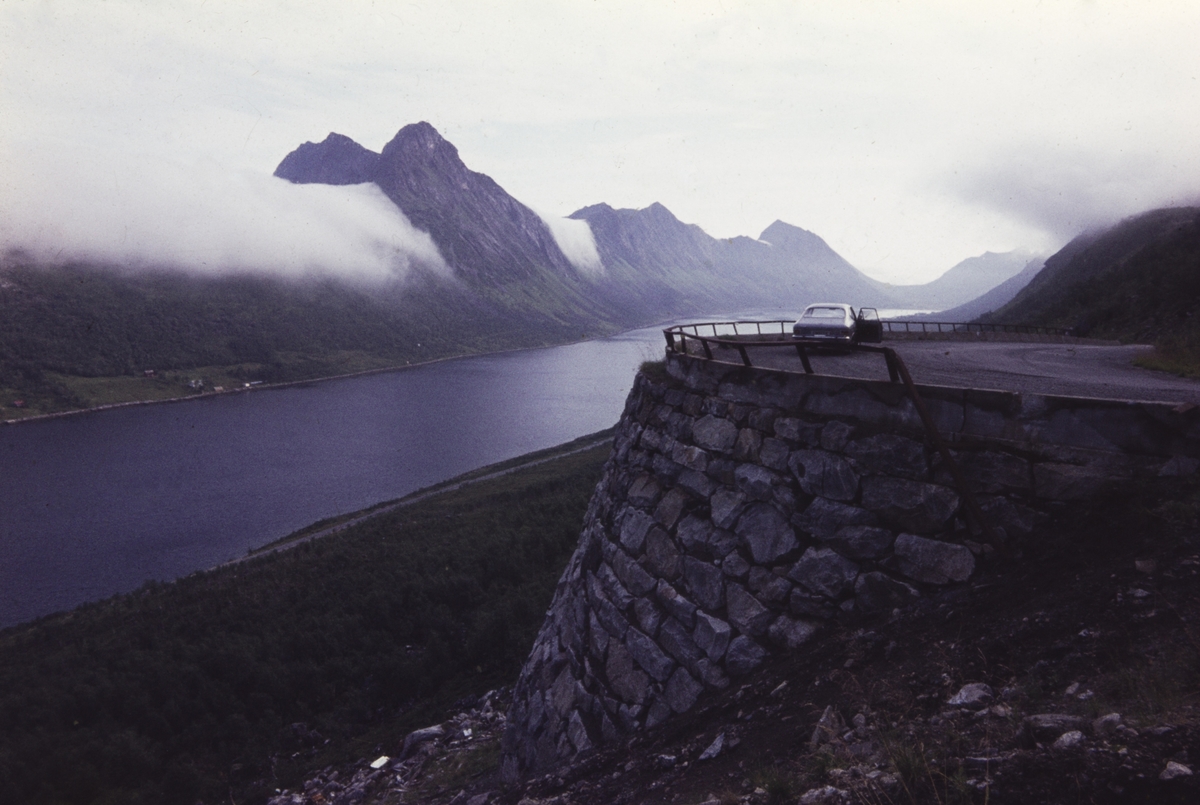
left=883, top=350, right=901, bottom=383
left=881, top=347, right=1000, bottom=548
left=794, top=344, right=814, bottom=373
left=736, top=345, right=752, bottom=366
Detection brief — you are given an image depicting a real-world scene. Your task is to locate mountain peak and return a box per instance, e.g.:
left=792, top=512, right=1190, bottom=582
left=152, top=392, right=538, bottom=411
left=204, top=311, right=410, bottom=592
left=273, top=133, right=379, bottom=185
left=759, top=220, right=819, bottom=244
left=367, top=122, right=586, bottom=286
left=381, top=121, right=459, bottom=161
left=570, top=202, right=681, bottom=222
left=569, top=202, right=615, bottom=220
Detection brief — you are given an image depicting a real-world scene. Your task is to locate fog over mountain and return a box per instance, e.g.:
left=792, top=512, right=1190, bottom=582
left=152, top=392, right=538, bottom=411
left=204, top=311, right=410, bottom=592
left=6, top=3, right=1200, bottom=286
left=535, top=213, right=604, bottom=277
left=0, top=105, right=1064, bottom=341
left=1, top=119, right=1049, bottom=322
left=271, top=123, right=913, bottom=321
left=0, top=142, right=448, bottom=283
left=988, top=206, right=1200, bottom=342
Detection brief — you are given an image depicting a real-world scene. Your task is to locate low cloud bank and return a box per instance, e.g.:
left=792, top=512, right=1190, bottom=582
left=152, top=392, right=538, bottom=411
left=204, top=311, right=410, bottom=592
left=0, top=144, right=448, bottom=282
left=536, top=210, right=604, bottom=277
left=945, top=145, right=1200, bottom=245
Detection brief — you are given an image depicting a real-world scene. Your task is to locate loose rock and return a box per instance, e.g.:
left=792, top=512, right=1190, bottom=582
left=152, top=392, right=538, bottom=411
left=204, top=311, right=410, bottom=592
left=1161, top=760, right=1194, bottom=780
left=947, top=683, right=994, bottom=710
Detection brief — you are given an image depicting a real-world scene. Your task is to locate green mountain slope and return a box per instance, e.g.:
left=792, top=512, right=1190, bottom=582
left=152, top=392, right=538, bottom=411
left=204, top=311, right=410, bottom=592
left=0, top=260, right=608, bottom=416
left=986, top=206, right=1200, bottom=372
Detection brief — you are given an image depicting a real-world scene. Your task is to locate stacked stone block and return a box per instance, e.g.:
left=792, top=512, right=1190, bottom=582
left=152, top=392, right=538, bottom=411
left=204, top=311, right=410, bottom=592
left=501, top=351, right=1200, bottom=781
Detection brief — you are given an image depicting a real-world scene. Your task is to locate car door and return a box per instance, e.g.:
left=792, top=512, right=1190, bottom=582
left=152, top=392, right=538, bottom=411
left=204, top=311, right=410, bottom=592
left=856, top=308, right=883, bottom=343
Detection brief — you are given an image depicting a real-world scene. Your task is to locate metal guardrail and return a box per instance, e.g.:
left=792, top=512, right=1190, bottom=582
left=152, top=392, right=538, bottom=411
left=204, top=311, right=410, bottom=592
left=661, top=320, right=1071, bottom=365
left=662, top=321, right=1001, bottom=546
left=881, top=320, right=1070, bottom=336
left=664, top=321, right=875, bottom=374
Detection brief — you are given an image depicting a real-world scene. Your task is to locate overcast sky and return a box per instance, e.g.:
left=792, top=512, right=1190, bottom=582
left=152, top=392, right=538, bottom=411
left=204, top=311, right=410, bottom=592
left=3, top=1, right=1199, bottom=283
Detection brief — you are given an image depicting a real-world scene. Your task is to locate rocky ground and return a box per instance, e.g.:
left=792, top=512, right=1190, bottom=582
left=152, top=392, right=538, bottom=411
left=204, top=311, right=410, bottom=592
left=265, top=478, right=1200, bottom=805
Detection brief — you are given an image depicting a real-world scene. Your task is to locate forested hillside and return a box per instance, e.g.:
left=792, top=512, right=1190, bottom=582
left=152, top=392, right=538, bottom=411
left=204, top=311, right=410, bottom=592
left=0, top=259, right=617, bottom=416
left=987, top=206, right=1200, bottom=373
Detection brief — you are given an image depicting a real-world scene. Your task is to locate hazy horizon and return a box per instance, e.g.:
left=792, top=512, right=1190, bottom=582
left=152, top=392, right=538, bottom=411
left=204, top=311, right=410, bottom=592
left=3, top=1, right=1199, bottom=284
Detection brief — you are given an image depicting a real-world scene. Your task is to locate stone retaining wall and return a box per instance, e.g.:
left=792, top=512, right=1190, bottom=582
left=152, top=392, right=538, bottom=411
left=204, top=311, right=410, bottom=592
left=500, top=352, right=1200, bottom=781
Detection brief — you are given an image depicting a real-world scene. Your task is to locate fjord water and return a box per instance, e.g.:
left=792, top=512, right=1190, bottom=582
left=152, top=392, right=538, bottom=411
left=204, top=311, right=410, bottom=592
left=0, top=327, right=668, bottom=628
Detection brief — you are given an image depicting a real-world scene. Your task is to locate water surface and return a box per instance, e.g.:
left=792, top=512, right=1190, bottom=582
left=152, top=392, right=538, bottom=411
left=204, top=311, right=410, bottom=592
left=0, top=328, right=666, bottom=628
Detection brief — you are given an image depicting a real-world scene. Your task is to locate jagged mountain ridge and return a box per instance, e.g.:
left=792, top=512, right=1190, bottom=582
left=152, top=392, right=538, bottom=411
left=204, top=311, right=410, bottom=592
left=276, top=124, right=615, bottom=330
left=567, top=202, right=904, bottom=316
left=274, top=132, right=380, bottom=185
left=1, top=121, right=1052, bottom=416
left=372, top=123, right=582, bottom=288
left=276, top=123, right=1049, bottom=321
left=274, top=124, right=907, bottom=318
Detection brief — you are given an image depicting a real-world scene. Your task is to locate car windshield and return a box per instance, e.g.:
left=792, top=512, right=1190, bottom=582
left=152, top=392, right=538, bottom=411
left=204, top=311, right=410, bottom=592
left=803, top=307, right=846, bottom=319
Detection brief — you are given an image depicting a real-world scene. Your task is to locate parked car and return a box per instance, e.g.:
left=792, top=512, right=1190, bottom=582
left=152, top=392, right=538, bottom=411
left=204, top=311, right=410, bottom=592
left=792, top=303, right=882, bottom=344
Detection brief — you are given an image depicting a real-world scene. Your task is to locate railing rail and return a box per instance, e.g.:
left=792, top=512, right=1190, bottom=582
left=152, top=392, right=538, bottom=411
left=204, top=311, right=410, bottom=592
left=880, top=320, right=1070, bottom=336
left=661, top=321, right=1071, bottom=358
left=661, top=321, right=1001, bottom=546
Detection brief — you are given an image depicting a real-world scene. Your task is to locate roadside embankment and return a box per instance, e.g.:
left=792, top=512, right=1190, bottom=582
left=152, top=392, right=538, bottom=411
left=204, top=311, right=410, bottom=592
left=501, top=351, right=1200, bottom=779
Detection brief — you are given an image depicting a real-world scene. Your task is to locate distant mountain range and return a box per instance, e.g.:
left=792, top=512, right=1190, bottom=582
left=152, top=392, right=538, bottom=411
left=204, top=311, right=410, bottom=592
left=911, top=255, right=1046, bottom=322
left=882, top=251, right=1044, bottom=313
left=276, top=123, right=1046, bottom=319
left=274, top=123, right=927, bottom=321
left=1, top=121, right=1052, bottom=414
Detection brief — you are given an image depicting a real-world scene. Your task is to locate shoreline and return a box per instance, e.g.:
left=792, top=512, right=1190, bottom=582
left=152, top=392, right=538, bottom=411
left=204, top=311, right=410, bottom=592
left=219, top=431, right=615, bottom=568
left=2, top=328, right=652, bottom=427
left=0, top=310, right=789, bottom=427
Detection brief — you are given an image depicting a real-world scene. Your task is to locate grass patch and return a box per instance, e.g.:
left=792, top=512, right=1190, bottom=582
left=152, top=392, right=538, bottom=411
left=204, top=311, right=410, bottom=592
left=1093, top=649, right=1200, bottom=718
left=879, top=736, right=975, bottom=805
left=402, top=739, right=501, bottom=802
left=639, top=359, right=669, bottom=381
left=749, top=765, right=796, bottom=805
left=1134, top=343, right=1200, bottom=379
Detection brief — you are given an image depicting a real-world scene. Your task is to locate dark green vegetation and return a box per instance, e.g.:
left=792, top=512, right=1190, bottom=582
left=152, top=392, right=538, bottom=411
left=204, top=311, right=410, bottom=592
left=988, top=206, right=1200, bottom=374
left=0, top=438, right=611, bottom=805
left=0, top=259, right=614, bottom=417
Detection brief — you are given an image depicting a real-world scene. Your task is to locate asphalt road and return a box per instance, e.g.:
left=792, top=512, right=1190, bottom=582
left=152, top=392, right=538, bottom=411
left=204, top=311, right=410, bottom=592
left=737, top=339, right=1200, bottom=404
